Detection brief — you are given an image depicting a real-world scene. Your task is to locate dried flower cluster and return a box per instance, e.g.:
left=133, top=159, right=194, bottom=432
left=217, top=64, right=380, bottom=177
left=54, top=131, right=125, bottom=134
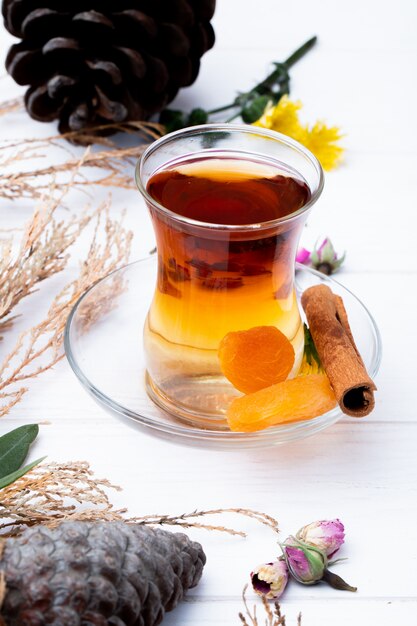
left=251, top=519, right=356, bottom=601
left=0, top=195, right=133, bottom=416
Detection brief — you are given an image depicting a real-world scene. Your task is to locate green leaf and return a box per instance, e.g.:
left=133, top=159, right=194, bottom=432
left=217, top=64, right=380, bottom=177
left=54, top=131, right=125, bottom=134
left=303, top=324, right=323, bottom=370
left=241, top=95, right=270, bottom=123
left=0, top=456, right=46, bottom=490
left=0, top=424, right=39, bottom=479
left=159, top=109, right=186, bottom=133
left=187, top=107, right=208, bottom=126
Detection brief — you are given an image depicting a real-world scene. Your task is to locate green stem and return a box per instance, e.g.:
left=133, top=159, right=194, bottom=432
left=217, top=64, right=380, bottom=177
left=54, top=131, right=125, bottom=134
left=252, top=68, right=283, bottom=95
left=206, top=36, right=317, bottom=118
left=252, top=36, right=318, bottom=94
left=208, top=102, right=239, bottom=115
left=225, top=111, right=241, bottom=123
left=284, top=35, right=317, bottom=68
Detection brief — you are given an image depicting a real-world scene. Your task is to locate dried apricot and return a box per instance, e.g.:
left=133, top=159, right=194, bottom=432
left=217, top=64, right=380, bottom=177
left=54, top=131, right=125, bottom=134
left=218, top=326, right=295, bottom=394
left=227, top=374, right=337, bottom=432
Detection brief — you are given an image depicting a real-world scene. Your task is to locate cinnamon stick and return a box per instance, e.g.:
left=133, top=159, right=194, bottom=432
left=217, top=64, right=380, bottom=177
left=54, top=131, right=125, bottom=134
left=301, top=284, right=376, bottom=417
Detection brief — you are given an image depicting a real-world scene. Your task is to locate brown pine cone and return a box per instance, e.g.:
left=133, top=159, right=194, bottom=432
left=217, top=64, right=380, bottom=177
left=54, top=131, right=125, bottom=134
left=2, top=0, right=216, bottom=135
left=0, top=521, right=206, bottom=625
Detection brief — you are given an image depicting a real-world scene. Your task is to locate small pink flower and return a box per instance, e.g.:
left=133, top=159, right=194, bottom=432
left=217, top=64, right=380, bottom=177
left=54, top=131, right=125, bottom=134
left=251, top=560, right=289, bottom=599
left=311, top=238, right=345, bottom=275
left=296, top=247, right=311, bottom=265
left=296, top=519, right=345, bottom=558
left=282, top=537, right=326, bottom=585
left=296, top=237, right=345, bottom=275
left=281, top=535, right=356, bottom=591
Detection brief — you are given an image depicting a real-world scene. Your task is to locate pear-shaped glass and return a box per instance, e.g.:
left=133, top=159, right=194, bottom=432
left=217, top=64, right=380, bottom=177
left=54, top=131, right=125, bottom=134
left=136, top=124, right=324, bottom=428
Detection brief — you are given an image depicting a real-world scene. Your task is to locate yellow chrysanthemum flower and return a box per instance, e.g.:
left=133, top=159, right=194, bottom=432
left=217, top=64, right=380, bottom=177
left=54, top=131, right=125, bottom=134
left=253, top=96, right=344, bottom=171
left=253, top=96, right=303, bottom=138
left=298, top=122, right=344, bottom=171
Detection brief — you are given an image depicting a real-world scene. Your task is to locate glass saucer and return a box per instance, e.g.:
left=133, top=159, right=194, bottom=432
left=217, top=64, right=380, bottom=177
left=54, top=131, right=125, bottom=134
left=64, top=258, right=382, bottom=448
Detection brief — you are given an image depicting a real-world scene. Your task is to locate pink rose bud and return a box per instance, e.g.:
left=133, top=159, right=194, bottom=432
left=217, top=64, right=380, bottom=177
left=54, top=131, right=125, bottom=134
left=296, top=247, right=312, bottom=265
left=310, top=237, right=345, bottom=275
left=296, top=519, right=345, bottom=558
left=283, top=536, right=326, bottom=585
left=251, top=560, right=289, bottom=599
left=282, top=535, right=357, bottom=592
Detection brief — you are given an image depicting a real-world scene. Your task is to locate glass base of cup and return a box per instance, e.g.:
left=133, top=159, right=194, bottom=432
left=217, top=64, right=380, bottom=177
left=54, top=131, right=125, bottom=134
left=145, top=371, right=241, bottom=429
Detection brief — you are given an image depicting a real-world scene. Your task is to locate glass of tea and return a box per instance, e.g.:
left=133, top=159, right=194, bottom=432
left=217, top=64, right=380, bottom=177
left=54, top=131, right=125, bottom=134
left=136, top=125, right=324, bottom=428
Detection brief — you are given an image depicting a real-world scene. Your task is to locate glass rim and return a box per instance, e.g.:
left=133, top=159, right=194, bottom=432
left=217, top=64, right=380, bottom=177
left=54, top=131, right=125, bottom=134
left=135, top=123, right=324, bottom=231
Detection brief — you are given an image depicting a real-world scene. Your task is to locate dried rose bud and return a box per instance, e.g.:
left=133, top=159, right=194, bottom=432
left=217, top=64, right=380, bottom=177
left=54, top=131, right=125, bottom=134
left=296, top=519, right=345, bottom=558
left=310, top=238, right=345, bottom=275
left=282, top=536, right=357, bottom=592
left=251, top=560, right=289, bottom=599
left=283, top=536, right=327, bottom=585
left=296, top=247, right=311, bottom=265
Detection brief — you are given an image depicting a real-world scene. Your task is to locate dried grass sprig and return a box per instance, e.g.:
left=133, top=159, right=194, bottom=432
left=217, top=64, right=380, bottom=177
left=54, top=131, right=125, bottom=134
left=135, top=508, right=279, bottom=537
left=0, top=203, right=133, bottom=416
left=0, top=119, right=163, bottom=201
left=46, top=120, right=163, bottom=147
left=0, top=187, right=95, bottom=325
left=0, top=116, right=161, bottom=149
left=0, top=145, right=133, bottom=200
left=0, top=457, right=281, bottom=539
left=0, top=97, right=22, bottom=117
left=239, top=585, right=302, bottom=626
left=0, top=461, right=126, bottom=536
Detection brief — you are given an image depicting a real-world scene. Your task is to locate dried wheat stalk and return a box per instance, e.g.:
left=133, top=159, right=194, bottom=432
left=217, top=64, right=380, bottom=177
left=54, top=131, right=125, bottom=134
left=0, top=187, right=95, bottom=327
left=239, top=585, right=302, bottom=626
left=0, top=119, right=163, bottom=201
left=0, top=203, right=133, bottom=416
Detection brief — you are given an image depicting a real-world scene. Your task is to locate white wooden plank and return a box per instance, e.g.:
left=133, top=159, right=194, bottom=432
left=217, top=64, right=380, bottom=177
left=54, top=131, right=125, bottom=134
left=161, top=598, right=416, bottom=626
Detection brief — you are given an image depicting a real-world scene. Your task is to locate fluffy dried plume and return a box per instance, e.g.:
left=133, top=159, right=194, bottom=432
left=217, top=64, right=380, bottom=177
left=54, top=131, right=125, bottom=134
left=0, top=202, right=133, bottom=416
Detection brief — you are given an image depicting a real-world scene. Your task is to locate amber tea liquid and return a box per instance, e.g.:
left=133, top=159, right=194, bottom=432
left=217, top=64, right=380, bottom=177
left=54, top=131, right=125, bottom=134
left=144, top=154, right=310, bottom=426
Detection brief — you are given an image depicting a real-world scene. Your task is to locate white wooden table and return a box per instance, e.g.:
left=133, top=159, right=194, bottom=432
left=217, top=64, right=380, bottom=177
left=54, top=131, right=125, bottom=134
left=1, top=0, right=416, bottom=623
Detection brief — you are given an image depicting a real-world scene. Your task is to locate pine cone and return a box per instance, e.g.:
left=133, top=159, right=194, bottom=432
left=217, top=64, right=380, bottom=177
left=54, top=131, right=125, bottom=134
left=0, top=521, right=206, bottom=625
left=2, top=0, right=216, bottom=135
